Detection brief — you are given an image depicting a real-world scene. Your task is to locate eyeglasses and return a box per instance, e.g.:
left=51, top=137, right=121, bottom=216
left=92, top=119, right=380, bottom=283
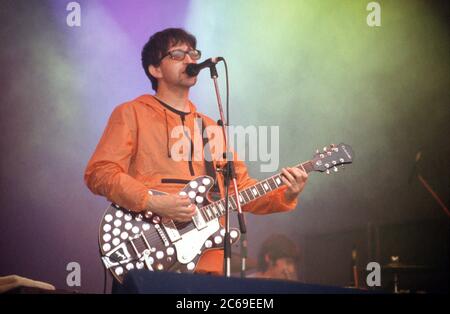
left=160, top=49, right=202, bottom=62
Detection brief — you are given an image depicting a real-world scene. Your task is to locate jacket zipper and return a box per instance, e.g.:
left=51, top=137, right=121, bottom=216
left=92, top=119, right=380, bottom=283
left=180, top=115, right=195, bottom=176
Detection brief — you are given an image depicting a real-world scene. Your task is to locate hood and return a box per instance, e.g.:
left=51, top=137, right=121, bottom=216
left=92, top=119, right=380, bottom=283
left=133, top=94, right=202, bottom=164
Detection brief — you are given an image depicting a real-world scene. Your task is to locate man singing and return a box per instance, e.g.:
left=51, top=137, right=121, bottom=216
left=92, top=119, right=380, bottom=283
left=85, top=28, right=308, bottom=277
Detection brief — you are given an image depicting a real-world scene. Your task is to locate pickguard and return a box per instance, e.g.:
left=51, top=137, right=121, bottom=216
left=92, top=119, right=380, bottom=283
left=174, top=218, right=220, bottom=264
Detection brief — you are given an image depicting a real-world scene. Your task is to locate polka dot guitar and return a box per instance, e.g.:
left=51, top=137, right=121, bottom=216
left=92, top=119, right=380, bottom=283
left=98, top=143, right=354, bottom=283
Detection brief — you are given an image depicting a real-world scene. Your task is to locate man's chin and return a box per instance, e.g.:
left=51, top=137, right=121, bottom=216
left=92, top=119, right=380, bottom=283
left=183, top=77, right=197, bottom=87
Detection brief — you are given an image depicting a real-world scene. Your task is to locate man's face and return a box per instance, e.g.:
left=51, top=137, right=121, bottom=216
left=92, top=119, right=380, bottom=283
left=269, top=257, right=298, bottom=281
left=153, top=42, right=198, bottom=90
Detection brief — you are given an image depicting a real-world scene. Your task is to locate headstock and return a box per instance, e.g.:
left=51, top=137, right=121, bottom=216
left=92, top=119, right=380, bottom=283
left=311, top=143, right=354, bottom=174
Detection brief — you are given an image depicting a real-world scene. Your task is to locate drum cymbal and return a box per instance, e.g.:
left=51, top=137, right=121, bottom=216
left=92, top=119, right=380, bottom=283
left=383, top=262, right=432, bottom=272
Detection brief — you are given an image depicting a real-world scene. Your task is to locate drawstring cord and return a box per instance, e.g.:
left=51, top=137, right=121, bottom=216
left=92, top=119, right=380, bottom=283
left=164, top=109, right=171, bottom=158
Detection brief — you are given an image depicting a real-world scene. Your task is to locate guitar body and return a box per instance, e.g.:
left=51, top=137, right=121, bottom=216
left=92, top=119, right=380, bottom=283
left=99, top=175, right=240, bottom=283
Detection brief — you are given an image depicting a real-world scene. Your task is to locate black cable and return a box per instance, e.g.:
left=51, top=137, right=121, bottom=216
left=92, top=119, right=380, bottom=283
left=103, top=265, right=108, bottom=294
left=222, top=59, right=229, bottom=130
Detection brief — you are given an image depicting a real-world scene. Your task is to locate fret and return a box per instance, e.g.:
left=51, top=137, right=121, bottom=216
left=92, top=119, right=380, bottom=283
left=245, top=188, right=255, bottom=200
left=268, top=177, right=277, bottom=190
left=222, top=199, right=232, bottom=212
left=274, top=175, right=283, bottom=187
left=262, top=180, right=271, bottom=192
left=229, top=200, right=235, bottom=211
left=205, top=207, right=213, bottom=220
left=210, top=204, right=219, bottom=217
left=238, top=193, right=245, bottom=204
left=256, top=183, right=265, bottom=196
left=217, top=201, right=225, bottom=214
left=241, top=190, right=250, bottom=203
left=229, top=196, right=237, bottom=209
left=303, top=162, right=313, bottom=173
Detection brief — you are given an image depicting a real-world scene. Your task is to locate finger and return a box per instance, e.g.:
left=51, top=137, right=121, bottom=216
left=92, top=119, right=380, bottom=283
left=281, top=175, right=293, bottom=189
left=177, top=197, right=192, bottom=206
left=0, top=275, right=19, bottom=284
left=0, top=282, right=20, bottom=293
left=288, top=167, right=303, bottom=179
left=287, top=168, right=301, bottom=186
left=179, top=205, right=196, bottom=215
left=176, top=213, right=194, bottom=222
left=281, top=168, right=295, bottom=183
left=177, top=194, right=190, bottom=200
left=299, top=170, right=308, bottom=181
left=290, top=167, right=308, bottom=182
left=186, top=204, right=197, bottom=215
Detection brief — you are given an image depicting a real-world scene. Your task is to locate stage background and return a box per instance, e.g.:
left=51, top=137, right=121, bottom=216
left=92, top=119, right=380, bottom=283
left=1, top=0, right=449, bottom=293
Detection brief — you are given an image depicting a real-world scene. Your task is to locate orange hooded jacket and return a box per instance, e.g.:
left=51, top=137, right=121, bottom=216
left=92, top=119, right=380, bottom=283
left=85, top=94, right=297, bottom=274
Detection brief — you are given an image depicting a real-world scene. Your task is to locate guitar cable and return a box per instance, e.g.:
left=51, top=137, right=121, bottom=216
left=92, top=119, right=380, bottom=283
left=103, top=265, right=108, bottom=294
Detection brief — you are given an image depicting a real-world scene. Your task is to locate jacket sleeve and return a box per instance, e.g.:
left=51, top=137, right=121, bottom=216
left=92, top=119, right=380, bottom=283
left=232, top=156, right=298, bottom=215
left=84, top=104, right=150, bottom=212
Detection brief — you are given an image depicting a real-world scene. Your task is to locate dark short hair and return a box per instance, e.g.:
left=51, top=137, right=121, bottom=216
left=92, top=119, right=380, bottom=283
left=141, top=28, right=197, bottom=91
left=257, top=234, right=300, bottom=272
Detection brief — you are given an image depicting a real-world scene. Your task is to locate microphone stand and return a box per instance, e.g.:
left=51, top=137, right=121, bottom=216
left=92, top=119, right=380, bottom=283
left=410, top=152, right=450, bottom=218
left=207, top=62, right=247, bottom=278
left=417, top=174, right=450, bottom=218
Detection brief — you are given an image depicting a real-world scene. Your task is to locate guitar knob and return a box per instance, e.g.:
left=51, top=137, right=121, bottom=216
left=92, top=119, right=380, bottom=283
left=145, top=211, right=153, bottom=219
left=152, top=216, right=161, bottom=224
left=340, top=158, right=344, bottom=163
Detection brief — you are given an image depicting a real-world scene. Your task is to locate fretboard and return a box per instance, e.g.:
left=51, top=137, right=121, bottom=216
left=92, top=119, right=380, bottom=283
left=198, top=160, right=313, bottom=222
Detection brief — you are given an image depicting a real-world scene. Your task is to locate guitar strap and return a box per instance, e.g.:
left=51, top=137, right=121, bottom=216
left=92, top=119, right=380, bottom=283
left=196, top=117, right=221, bottom=199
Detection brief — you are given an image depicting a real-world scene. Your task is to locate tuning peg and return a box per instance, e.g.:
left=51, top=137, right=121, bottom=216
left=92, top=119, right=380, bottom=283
left=323, top=146, right=327, bottom=152
left=326, top=169, right=330, bottom=174
left=333, top=166, right=338, bottom=172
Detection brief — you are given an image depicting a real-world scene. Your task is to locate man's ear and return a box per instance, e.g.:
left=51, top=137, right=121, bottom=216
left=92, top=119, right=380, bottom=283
left=149, top=64, right=162, bottom=79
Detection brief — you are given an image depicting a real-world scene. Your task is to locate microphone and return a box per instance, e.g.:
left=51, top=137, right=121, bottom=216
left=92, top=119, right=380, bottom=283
left=185, top=57, right=223, bottom=77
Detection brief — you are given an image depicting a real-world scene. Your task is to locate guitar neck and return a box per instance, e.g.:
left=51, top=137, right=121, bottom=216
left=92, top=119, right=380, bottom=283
left=198, top=160, right=313, bottom=221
